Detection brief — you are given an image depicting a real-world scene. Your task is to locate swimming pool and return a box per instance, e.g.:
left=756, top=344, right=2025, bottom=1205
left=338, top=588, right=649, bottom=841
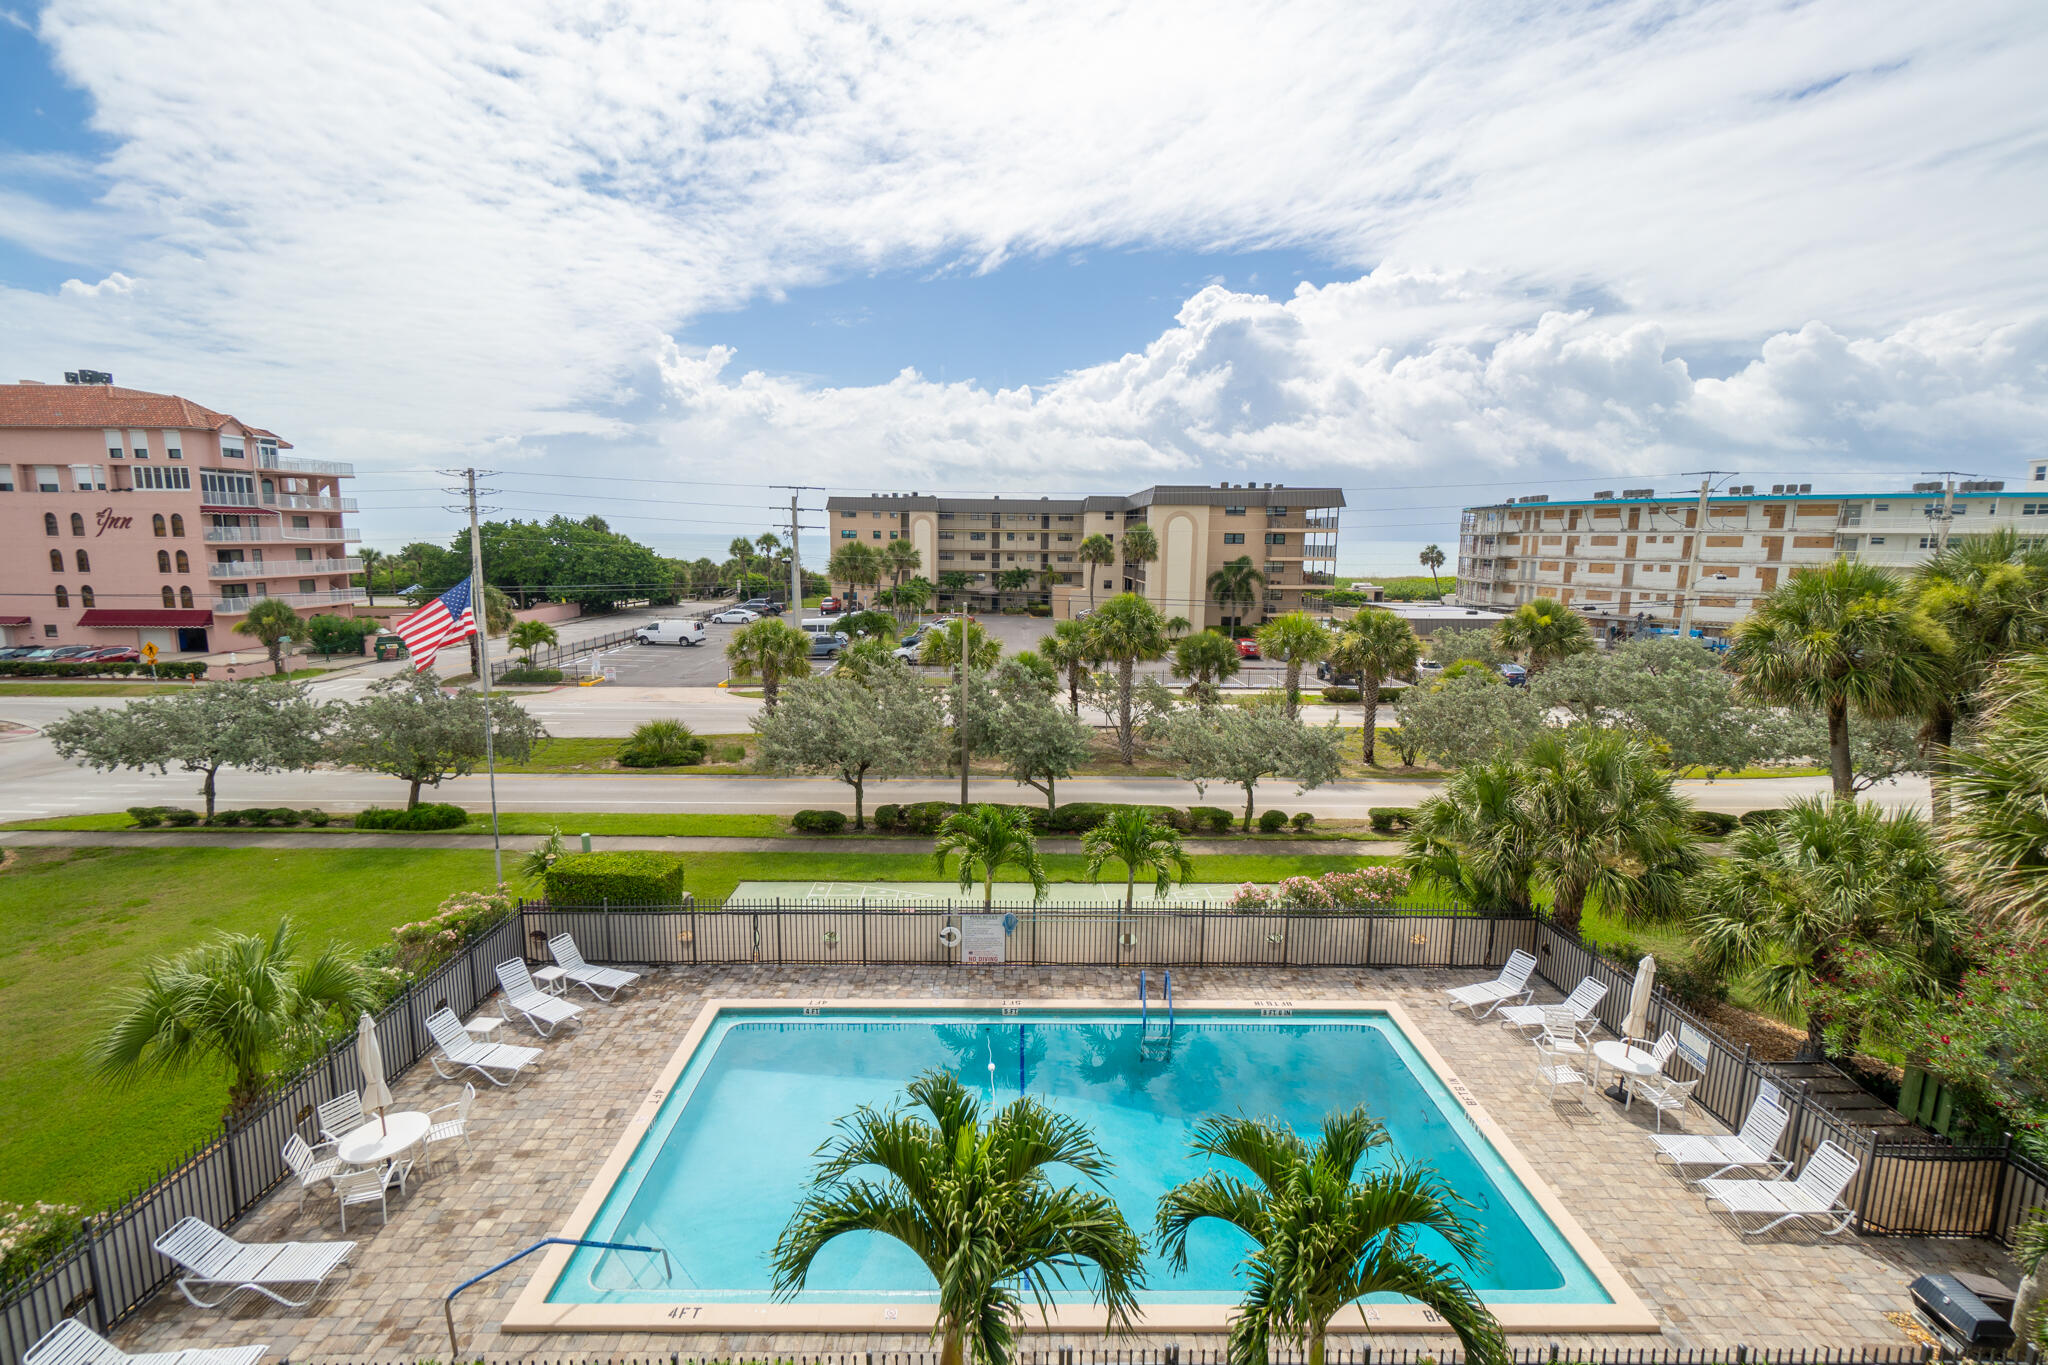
left=506, top=999, right=1655, bottom=1336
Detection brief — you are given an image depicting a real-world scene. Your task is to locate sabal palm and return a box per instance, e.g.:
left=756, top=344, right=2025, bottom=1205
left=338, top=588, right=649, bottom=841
left=728, top=536, right=755, bottom=579
left=1082, top=806, right=1193, bottom=912
left=1042, top=619, right=1100, bottom=716
left=1941, top=651, right=2048, bottom=929
left=1730, top=560, right=1952, bottom=797
left=1418, top=544, right=1446, bottom=596
left=1172, top=629, right=1241, bottom=703
left=1912, top=530, right=2048, bottom=753
left=1208, top=556, right=1265, bottom=634
left=1255, top=612, right=1334, bottom=718
left=774, top=1071, right=1144, bottom=1365
left=1493, top=596, right=1590, bottom=673
left=233, top=597, right=302, bottom=675
left=1077, top=534, right=1117, bottom=609
left=1088, top=593, right=1171, bottom=764
left=92, top=918, right=372, bottom=1116
left=357, top=546, right=385, bottom=605
left=1521, top=728, right=1698, bottom=935
left=725, top=617, right=813, bottom=710
left=1690, top=795, right=1960, bottom=1057
left=933, top=804, right=1049, bottom=908
left=1328, top=611, right=1419, bottom=763
left=1120, top=523, right=1159, bottom=577
left=884, top=538, right=923, bottom=587
left=1156, top=1109, right=1508, bottom=1365
left=1403, top=757, right=1540, bottom=915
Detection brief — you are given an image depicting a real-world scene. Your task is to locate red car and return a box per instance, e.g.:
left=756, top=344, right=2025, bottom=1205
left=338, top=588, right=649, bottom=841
left=83, top=646, right=141, bottom=662
left=1235, top=638, right=1261, bottom=659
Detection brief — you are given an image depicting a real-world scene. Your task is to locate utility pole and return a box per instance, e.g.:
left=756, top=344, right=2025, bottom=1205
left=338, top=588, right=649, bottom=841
left=1922, top=470, right=1972, bottom=552
left=959, top=612, right=971, bottom=809
left=1675, top=471, right=1732, bottom=639
left=464, top=468, right=503, bottom=884
left=788, top=493, right=802, bottom=611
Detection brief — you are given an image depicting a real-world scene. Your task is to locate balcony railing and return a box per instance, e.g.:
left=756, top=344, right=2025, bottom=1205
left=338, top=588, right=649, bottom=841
left=211, top=589, right=366, bottom=614
left=209, top=558, right=361, bottom=579
left=257, top=451, right=355, bottom=477
left=1303, top=516, right=1340, bottom=529
left=204, top=524, right=360, bottom=543
left=269, top=493, right=358, bottom=512
left=200, top=492, right=263, bottom=509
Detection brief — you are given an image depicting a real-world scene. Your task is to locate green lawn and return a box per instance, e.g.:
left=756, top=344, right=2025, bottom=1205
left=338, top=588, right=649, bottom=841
left=0, top=846, right=499, bottom=1215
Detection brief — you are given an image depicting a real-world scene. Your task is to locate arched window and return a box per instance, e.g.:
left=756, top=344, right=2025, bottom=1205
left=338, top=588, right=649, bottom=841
left=170, top=514, right=185, bottom=537
left=162, top=586, right=176, bottom=608
left=158, top=550, right=172, bottom=573
left=153, top=514, right=167, bottom=537
left=178, top=586, right=194, bottom=608
left=75, top=550, right=90, bottom=573
left=175, top=550, right=189, bottom=573
left=44, top=513, right=59, bottom=536
left=53, top=587, right=68, bottom=608
left=50, top=550, right=63, bottom=572
left=69, top=513, right=85, bottom=537
left=80, top=586, right=95, bottom=608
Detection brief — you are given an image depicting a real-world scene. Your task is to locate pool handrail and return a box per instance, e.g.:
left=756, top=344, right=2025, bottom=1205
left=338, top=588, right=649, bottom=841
left=444, top=1237, right=669, bottom=1356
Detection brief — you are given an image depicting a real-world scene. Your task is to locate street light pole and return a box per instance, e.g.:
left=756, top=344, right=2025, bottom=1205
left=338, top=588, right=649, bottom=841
left=465, top=468, right=503, bottom=885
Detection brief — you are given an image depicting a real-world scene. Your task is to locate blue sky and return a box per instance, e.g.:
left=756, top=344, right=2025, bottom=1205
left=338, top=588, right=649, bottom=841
left=2, top=1, right=2045, bottom=573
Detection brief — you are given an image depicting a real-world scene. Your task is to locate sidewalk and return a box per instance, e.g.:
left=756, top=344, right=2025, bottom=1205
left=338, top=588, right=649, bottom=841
left=0, top=828, right=1400, bottom=855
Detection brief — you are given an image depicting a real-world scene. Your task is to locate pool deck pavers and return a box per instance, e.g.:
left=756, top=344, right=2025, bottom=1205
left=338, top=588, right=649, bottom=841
left=110, top=965, right=2017, bottom=1362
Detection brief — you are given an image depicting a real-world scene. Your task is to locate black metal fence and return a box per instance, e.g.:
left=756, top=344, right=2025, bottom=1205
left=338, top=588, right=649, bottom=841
left=488, top=627, right=642, bottom=680
left=0, top=913, right=526, bottom=1365
left=66, top=1348, right=2047, bottom=1365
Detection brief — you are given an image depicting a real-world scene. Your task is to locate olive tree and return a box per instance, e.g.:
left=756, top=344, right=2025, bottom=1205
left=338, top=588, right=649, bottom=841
left=985, top=672, right=1095, bottom=811
left=1160, top=699, right=1344, bottom=830
left=753, top=658, right=947, bottom=828
left=45, top=682, right=329, bottom=817
left=1394, top=671, right=1543, bottom=770
left=327, top=672, right=547, bottom=807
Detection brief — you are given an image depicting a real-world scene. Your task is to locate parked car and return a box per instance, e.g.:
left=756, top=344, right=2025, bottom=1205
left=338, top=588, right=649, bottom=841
left=1314, top=660, right=1360, bottom=686
left=740, top=598, right=787, bottom=616
left=892, top=631, right=924, bottom=662
left=634, top=619, right=707, bottom=647
left=0, top=646, right=41, bottom=659
left=1414, top=659, right=1445, bottom=678
left=1235, top=638, right=1261, bottom=660
left=81, top=646, right=141, bottom=662
left=28, top=646, right=95, bottom=660
left=1498, top=663, right=1529, bottom=687
left=806, top=631, right=849, bottom=658
left=709, top=607, right=760, bottom=625
left=819, top=597, right=843, bottom=614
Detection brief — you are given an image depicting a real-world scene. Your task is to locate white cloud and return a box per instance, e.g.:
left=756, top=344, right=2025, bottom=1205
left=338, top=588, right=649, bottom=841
left=58, top=270, right=135, bottom=298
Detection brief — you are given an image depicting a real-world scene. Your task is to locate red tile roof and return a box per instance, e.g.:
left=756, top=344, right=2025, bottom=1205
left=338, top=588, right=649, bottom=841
left=76, top=609, right=215, bottom=628
left=0, top=383, right=289, bottom=444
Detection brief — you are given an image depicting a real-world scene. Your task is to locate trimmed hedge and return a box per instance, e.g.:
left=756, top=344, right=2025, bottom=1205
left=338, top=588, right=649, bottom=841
left=1321, top=686, right=1362, bottom=703
left=1687, top=810, right=1740, bottom=837
left=353, top=803, right=469, bottom=831
left=1290, top=812, right=1315, bottom=831
left=1185, top=806, right=1234, bottom=834
left=1258, top=809, right=1289, bottom=832
left=791, top=809, right=849, bottom=833
left=0, top=659, right=207, bottom=679
left=497, top=667, right=565, bottom=685
left=872, top=803, right=903, bottom=831
left=543, top=851, right=687, bottom=904
left=1368, top=806, right=1416, bottom=833
left=1737, top=808, right=1788, bottom=829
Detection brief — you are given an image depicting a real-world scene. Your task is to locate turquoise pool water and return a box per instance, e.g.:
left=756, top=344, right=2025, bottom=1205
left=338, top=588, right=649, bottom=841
left=551, top=1008, right=1608, bottom=1307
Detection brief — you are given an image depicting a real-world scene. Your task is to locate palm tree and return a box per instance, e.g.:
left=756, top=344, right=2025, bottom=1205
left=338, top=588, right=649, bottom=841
left=233, top=597, right=303, bottom=676
left=1254, top=611, right=1333, bottom=718
left=1494, top=596, right=1591, bottom=673
left=1120, top=522, right=1159, bottom=594
left=508, top=618, right=558, bottom=666
left=1912, top=531, right=2048, bottom=812
left=1041, top=619, right=1100, bottom=717
left=829, top=541, right=881, bottom=604
left=92, top=918, right=373, bottom=1117
left=1418, top=544, right=1447, bottom=597
left=728, top=535, right=756, bottom=588
left=1088, top=593, right=1171, bottom=764
left=1730, top=560, right=1952, bottom=797
left=357, top=546, right=386, bottom=605
left=725, top=617, right=813, bottom=710
left=1403, top=757, right=1541, bottom=914
left=1521, top=727, right=1699, bottom=935
left=1939, top=650, right=2048, bottom=930
left=1076, top=534, right=1116, bottom=611
left=884, top=538, right=923, bottom=588
left=1328, top=610, right=1419, bottom=765
left=997, top=567, right=1034, bottom=612
left=1690, top=795, right=1961, bottom=1058
left=1207, top=556, right=1265, bottom=635
left=1156, top=1109, right=1509, bottom=1365
left=898, top=574, right=935, bottom=622
left=773, top=1071, right=1145, bottom=1365
left=1082, top=805, right=1193, bottom=913
left=932, top=804, right=1049, bottom=908
left=1172, top=628, right=1241, bottom=703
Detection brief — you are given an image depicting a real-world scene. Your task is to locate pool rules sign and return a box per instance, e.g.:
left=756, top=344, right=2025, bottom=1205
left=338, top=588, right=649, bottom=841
left=961, top=915, right=1006, bottom=964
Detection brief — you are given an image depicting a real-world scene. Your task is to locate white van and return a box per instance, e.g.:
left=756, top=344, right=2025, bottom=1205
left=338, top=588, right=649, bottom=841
left=634, top=619, right=707, bottom=647
left=799, top=618, right=844, bottom=640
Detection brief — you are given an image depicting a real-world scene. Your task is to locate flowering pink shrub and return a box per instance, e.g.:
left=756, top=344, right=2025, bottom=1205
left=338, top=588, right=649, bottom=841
left=1227, top=867, right=1411, bottom=911
left=372, top=887, right=516, bottom=990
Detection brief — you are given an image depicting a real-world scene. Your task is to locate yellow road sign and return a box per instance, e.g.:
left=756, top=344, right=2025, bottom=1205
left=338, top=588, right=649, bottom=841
left=141, top=643, right=159, bottom=664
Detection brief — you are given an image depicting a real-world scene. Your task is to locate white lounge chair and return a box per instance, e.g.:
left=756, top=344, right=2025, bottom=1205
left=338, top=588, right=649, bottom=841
left=422, top=1082, right=476, bottom=1171
left=425, top=1008, right=542, bottom=1087
left=1628, top=1072, right=1699, bottom=1131
left=331, top=1164, right=407, bottom=1233
left=313, top=1093, right=365, bottom=1144
left=548, top=933, right=641, bottom=1001
left=25, top=1318, right=266, bottom=1365
left=1701, top=1139, right=1861, bottom=1236
left=280, top=1134, right=348, bottom=1214
left=1654, top=1094, right=1791, bottom=1181
left=152, top=1217, right=355, bottom=1310
left=1499, top=977, right=1607, bottom=1039
left=1443, top=950, right=1536, bottom=1017
left=495, top=959, right=585, bottom=1036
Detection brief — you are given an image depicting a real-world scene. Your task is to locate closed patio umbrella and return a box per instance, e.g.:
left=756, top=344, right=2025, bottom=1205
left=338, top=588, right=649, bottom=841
left=356, top=1012, right=394, bottom=1135
left=1624, top=954, right=1657, bottom=1043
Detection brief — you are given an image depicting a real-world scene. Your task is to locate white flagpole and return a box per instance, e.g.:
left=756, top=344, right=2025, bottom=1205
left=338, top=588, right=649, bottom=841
left=466, top=469, right=503, bottom=885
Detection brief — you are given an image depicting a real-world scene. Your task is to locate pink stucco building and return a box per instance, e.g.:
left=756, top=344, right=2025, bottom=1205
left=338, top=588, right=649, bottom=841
left=0, top=377, right=362, bottom=654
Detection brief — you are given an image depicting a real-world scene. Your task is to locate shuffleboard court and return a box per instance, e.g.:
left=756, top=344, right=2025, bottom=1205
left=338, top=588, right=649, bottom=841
left=726, top=879, right=1251, bottom=908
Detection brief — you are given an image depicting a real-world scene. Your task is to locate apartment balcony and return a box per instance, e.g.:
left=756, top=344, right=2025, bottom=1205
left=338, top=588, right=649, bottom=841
left=204, top=524, right=360, bottom=543
left=209, top=557, right=361, bottom=579
left=270, top=493, right=358, bottom=512
left=200, top=492, right=264, bottom=511
left=1303, top=515, right=1340, bottom=530
left=210, top=589, right=365, bottom=614
left=256, top=451, right=355, bottom=478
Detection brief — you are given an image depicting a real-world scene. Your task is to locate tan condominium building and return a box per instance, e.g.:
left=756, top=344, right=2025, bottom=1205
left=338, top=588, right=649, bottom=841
left=825, top=482, right=1343, bottom=629
left=1455, top=461, right=2048, bottom=635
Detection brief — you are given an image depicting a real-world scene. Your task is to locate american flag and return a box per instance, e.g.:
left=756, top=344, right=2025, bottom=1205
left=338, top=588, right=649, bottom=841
left=392, top=577, right=478, bottom=673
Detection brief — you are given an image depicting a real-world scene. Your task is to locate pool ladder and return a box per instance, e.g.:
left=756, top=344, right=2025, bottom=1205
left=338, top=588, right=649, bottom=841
left=1139, top=969, right=1175, bottom=1059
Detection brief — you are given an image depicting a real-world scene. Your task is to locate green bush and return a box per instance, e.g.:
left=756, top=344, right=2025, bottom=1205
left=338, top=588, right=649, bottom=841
left=1258, top=809, right=1289, bottom=833
left=163, top=807, right=199, bottom=826
left=0, top=1200, right=82, bottom=1284
left=791, top=809, right=849, bottom=833
left=305, top=613, right=377, bottom=657
left=1044, top=802, right=1122, bottom=833
left=1025, top=604, right=1052, bottom=617
left=1290, top=812, right=1315, bottom=831
left=1185, top=806, right=1234, bottom=835
left=898, top=800, right=958, bottom=834
left=206, top=809, right=245, bottom=827
left=1661, top=953, right=1730, bottom=1009
left=1737, top=808, right=1788, bottom=829
left=543, top=851, right=687, bottom=904
left=1368, top=806, right=1416, bottom=833
left=1321, top=686, right=1362, bottom=703
left=353, top=803, right=469, bottom=831
left=127, top=805, right=166, bottom=828
left=872, top=803, right=902, bottom=831
left=620, top=718, right=708, bottom=768
left=1687, top=810, right=1739, bottom=837
left=305, top=809, right=331, bottom=827
left=497, top=667, right=565, bottom=685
